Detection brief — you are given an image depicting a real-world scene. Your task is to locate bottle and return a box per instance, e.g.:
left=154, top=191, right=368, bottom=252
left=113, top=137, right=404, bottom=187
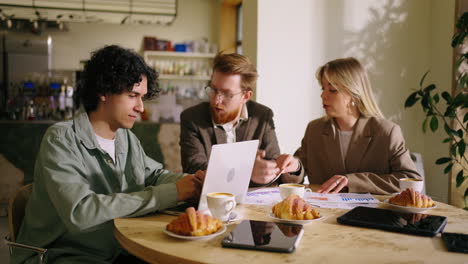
left=58, top=85, right=66, bottom=120
left=26, top=100, right=36, bottom=120
left=64, top=78, right=74, bottom=120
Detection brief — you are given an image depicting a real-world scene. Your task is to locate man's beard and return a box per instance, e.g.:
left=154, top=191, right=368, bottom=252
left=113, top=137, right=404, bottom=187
left=210, top=104, right=242, bottom=124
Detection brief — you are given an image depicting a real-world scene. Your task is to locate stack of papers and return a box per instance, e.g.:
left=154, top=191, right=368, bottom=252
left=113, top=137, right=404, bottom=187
left=244, top=188, right=380, bottom=209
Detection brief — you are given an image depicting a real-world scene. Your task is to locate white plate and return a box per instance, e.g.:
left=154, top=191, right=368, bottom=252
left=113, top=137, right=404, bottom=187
left=163, top=225, right=227, bottom=240
left=268, top=212, right=322, bottom=224
left=382, top=199, right=436, bottom=213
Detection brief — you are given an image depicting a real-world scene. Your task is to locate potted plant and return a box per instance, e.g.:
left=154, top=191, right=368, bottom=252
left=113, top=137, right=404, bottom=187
left=404, top=12, right=468, bottom=210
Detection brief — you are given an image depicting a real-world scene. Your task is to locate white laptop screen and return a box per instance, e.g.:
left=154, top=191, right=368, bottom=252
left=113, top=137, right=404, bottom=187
left=161, top=139, right=259, bottom=215
left=197, top=139, right=259, bottom=211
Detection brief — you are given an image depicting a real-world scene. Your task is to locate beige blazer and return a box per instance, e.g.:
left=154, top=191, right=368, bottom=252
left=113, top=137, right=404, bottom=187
left=295, top=116, right=421, bottom=194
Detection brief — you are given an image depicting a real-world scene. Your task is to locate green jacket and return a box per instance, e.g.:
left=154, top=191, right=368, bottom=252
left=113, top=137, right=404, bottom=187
left=12, top=112, right=183, bottom=264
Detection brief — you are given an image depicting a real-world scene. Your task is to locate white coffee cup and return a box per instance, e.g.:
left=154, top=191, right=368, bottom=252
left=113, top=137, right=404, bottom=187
left=279, top=183, right=312, bottom=199
left=399, top=178, right=424, bottom=193
left=206, top=192, right=236, bottom=222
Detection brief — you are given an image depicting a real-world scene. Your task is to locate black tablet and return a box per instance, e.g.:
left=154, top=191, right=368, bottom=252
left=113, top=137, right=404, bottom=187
left=221, top=220, right=304, bottom=253
left=442, top=232, right=468, bottom=253
left=337, top=206, right=447, bottom=237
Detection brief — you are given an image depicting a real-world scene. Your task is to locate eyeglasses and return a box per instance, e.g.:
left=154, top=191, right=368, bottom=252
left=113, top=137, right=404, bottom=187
left=204, top=86, right=244, bottom=102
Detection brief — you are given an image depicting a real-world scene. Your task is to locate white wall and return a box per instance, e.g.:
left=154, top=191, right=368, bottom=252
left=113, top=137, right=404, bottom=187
left=29, top=0, right=219, bottom=70
left=244, top=0, right=323, bottom=154
left=244, top=0, right=455, bottom=202
left=425, top=0, right=455, bottom=202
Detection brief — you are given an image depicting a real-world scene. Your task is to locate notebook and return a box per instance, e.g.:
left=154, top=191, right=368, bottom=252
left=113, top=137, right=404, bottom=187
left=162, top=139, right=259, bottom=215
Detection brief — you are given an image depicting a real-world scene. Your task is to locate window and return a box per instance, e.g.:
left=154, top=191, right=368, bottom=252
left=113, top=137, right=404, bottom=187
left=235, top=3, right=242, bottom=54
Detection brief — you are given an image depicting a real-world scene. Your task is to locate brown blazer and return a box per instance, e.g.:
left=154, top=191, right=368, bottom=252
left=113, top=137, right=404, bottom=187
left=180, top=101, right=303, bottom=186
left=295, top=116, right=421, bottom=194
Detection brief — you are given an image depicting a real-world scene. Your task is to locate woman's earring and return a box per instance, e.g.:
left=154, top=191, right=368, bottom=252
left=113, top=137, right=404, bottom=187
left=351, top=101, right=355, bottom=107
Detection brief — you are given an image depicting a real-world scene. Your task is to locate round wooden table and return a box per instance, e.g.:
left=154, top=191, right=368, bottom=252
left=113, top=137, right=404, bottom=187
left=114, top=195, right=468, bottom=264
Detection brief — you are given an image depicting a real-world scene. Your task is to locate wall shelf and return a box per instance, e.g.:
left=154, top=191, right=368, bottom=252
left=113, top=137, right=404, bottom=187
left=159, top=74, right=211, bottom=81
left=143, top=51, right=216, bottom=61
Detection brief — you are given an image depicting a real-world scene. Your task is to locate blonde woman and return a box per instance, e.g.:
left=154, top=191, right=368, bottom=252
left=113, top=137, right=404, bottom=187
left=277, top=57, right=421, bottom=194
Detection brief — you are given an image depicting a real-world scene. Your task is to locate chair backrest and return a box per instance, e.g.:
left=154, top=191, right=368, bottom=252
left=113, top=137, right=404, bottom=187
left=410, top=152, right=426, bottom=194
left=8, top=184, right=33, bottom=242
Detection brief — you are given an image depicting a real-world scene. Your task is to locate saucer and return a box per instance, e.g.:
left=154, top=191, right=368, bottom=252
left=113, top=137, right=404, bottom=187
left=382, top=199, right=436, bottom=213
left=223, top=211, right=243, bottom=225
left=164, top=225, right=227, bottom=240
left=268, top=212, right=322, bottom=225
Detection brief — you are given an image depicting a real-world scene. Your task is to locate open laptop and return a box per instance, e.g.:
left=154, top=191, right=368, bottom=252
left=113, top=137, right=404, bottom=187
left=162, top=139, right=259, bottom=215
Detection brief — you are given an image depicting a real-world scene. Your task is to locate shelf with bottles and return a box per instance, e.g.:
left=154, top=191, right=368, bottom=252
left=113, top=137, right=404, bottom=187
left=159, top=74, right=210, bottom=81
left=3, top=71, right=77, bottom=121
left=142, top=81, right=207, bottom=123
left=144, top=51, right=214, bottom=81
left=143, top=51, right=216, bottom=60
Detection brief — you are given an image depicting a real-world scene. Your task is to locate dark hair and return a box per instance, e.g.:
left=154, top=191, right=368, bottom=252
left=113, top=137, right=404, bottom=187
left=212, top=53, right=258, bottom=92
left=76, top=45, right=159, bottom=112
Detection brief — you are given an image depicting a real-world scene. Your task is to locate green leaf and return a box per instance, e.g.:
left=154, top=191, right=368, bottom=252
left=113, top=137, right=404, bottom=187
left=456, top=170, right=465, bottom=188
left=451, top=143, right=457, bottom=157
left=457, top=129, right=464, bottom=138
left=419, top=71, right=430, bottom=87
left=464, top=188, right=468, bottom=200
left=422, top=117, right=428, bottom=133
left=444, top=163, right=453, bottom=174
left=433, top=94, right=440, bottom=103
left=430, top=116, right=438, bottom=132
left=436, top=157, right=452, bottom=164
left=424, top=84, right=436, bottom=92
left=421, top=93, right=430, bottom=109
left=442, top=91, right=452, bottom=104
left=443, top=138, right=452, bottom=143
left=459, top=140, right=466, bottom=157
left=404, top=92, right=420, bottom=108
left=444, top=107, right=456, bottom=119
left=453, top=93, right=465, bottom=107
left=444, top=123, right=458, bottom=136
left=455, top=57, right=464, bottom=70
left=464, top=112, right=468, bottom=123
left=452, top=33, right=463, bottom=47
left=459, top=73, right=468, bottom=89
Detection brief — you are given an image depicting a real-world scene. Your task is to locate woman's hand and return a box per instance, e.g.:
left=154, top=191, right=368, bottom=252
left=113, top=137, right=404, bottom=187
left=317, top=175, right=348, bottom=194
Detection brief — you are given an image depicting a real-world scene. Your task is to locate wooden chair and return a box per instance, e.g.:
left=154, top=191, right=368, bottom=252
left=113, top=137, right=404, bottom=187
left=4, top=184, right=47, bottom=263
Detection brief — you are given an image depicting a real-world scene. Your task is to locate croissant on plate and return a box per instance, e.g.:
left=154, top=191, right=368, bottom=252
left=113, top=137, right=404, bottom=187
left=166, top=207, right=222, bottom=236
left=388, top=188, right=435, bottom=208
left=272, top=194, right=320, bottom=220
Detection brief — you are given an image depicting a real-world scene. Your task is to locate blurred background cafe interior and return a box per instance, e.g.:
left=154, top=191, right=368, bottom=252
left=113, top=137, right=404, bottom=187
left=0, top=0, right=466, bottom=254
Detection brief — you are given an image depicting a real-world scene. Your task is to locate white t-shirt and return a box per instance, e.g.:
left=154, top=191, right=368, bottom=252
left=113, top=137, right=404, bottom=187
left=95, top=134, right=116, bottom=162
left=338, top=129, right=353, bottom=161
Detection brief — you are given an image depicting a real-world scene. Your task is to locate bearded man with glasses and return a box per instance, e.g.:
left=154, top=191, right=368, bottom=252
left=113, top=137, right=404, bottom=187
left=179, top=53, right=304, bottom=187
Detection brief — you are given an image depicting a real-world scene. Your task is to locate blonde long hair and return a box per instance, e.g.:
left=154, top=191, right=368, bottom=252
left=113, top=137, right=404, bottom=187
left=316, top=57, right=384, bottom=119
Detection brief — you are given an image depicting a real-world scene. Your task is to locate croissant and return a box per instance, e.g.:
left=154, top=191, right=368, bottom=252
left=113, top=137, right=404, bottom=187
left=166, top=207, right=222, bottom=236
left=272, top=194, right=320, bottom=220
left=389, top=188, right=435, bottom=208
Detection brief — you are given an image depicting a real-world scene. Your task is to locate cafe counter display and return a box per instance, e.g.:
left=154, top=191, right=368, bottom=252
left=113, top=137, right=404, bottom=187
left=114, top=189, right=468, bottom=264
left=0, top=121, right=183, bottom=184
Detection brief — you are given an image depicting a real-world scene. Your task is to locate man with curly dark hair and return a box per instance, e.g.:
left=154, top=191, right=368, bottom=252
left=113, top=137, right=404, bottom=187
left=11, top=45, right=203, bottom=264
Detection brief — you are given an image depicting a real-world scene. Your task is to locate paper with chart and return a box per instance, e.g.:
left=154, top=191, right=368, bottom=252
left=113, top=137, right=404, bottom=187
left=244, top=188, right=379, bottom=209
